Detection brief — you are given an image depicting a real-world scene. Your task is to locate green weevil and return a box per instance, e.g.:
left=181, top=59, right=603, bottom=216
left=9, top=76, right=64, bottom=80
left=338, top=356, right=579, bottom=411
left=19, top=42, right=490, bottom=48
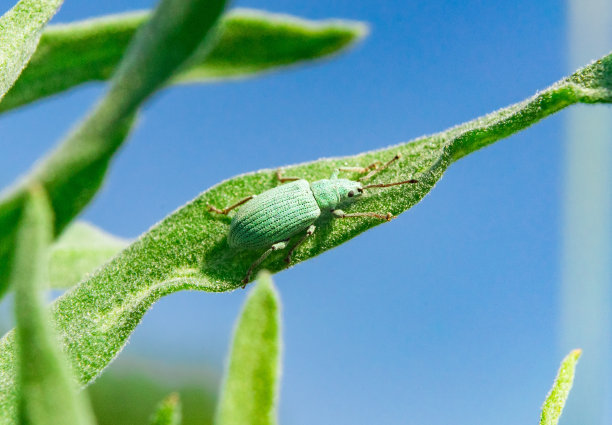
left=208, top=154, right=418, bottom=286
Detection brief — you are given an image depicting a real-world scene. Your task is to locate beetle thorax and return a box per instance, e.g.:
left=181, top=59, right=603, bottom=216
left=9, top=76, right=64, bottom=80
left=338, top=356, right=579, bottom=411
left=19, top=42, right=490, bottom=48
left=310, top=178, right=363, bottom=211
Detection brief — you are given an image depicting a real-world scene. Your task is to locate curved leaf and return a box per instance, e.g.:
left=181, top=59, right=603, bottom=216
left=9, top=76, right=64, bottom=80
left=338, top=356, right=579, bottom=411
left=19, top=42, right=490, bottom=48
left=0, top=0, right=228, bottom=297
left=12, top=187, right=95, bottom=425
left=0, top=0, right=63, bottom=100
left=215, top=272, right=281, bottom=425
left=0, top=9, right=367, bottom=114
left=149, top=393, right=181, bottom=425
left=0, top=51, right=610, bottom=424
left=540, top=349, right=582, bottom=425
left=49, top=221, right=129, bottom=289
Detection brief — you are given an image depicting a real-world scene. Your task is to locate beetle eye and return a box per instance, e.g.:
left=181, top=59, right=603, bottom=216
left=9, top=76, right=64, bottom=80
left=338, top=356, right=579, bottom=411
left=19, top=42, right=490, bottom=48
left=347, top=190, right=354, bottom=197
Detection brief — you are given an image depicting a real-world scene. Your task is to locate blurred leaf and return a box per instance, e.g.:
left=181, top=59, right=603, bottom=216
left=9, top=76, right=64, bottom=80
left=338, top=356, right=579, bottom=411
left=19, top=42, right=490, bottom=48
left=0, top=0, right=228, bottom=297
left=0, top=9, right=367, bottom=113
left=540, top=349, right=582, bottom=425
left=0, top=51, right=611, bottom=423
left=216, top=272, right=281, bottom=425
left=49, top=221, right=129, bottom=289
left=12, top=186, right=95, bottom=425
left=87, top=360, right=216, bottom=425
left=0, top=0, right=63, bottom=101
left=150, top=394, right=181, bottom=425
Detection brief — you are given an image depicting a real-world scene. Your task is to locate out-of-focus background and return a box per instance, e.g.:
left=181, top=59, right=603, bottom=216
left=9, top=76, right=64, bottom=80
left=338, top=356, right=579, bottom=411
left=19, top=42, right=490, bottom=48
left=1, top=0, right=611, bottom=424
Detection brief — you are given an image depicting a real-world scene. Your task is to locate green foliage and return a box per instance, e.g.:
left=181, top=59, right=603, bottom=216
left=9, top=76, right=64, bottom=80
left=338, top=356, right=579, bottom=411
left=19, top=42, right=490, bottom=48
left=0, top=0, right=369, bottom=420
left=0, top=0, right=228, bottom=297
left=12, top=187, right=95, bottom=425
left=0, top=51, right=610, bottom=424
left=49, top=221, right=128, bottom=289
left=149, top=394, right=181, bottom=425
left=87, top=360, right=216, bottom=425
left=0, top=0, right=63, bottom=100
left=0, top=4, right=367, bottom=298
left=540, top=349, right=582, bottom=425
left=0, top=9, right=367, bottom=114
left=0, top=0, right=608, bottom=422
left=215, top=272, right=282, bottom=425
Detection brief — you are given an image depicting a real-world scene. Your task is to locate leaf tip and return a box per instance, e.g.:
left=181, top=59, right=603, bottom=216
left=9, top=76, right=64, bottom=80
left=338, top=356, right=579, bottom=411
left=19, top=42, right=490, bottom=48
left=342, top=20, right=370, bottom=42
left=321, top=19, right=370, bottom=52
left=254, top=270, right=278, bottom=296
left=165, top=392, right=180, bottom=406
left=539, top=349, right=582, bottom=425
left=150, top=392, right=181, bottom=425
left=244, top=271, right=282, bottom=336
left=21, top=181, right=53, bottom=232
left=23, top=181, right=49, bottom=207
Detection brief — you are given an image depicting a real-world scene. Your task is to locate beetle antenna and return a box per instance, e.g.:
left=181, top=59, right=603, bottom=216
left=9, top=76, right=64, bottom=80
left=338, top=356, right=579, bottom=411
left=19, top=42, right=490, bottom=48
left=359, top=153, right=402, bottom=181
left=362, top=179, right=418, bottom=189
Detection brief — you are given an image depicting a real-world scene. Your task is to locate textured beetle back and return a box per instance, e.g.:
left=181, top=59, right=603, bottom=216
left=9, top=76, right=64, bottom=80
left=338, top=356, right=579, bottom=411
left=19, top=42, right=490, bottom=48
left=228, top=180, right=321, bottom=250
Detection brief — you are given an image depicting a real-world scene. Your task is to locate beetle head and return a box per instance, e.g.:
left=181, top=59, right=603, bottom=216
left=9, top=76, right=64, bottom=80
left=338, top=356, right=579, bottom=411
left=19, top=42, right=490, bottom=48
left=311, top=178, right=363, bottom=210
left=335, top=179, right=364, bottom=203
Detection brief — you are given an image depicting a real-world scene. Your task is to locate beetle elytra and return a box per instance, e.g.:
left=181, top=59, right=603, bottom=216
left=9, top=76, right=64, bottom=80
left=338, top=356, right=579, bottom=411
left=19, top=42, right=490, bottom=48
left=208, top=154, right=418, bottom=286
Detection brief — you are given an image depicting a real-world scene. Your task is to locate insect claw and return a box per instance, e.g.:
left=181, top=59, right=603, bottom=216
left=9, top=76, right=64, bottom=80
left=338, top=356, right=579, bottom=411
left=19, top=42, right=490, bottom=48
left=241, top=273, right=252, bottom=288
left=208, top=205, right=227, bottom=215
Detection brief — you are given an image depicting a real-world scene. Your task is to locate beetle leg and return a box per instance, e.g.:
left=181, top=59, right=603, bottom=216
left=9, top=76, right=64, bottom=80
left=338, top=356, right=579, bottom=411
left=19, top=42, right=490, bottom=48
left=332, top=209, right=394, bottom=222
left=276, top=169, right=301, bottom=183
left=242, top=240, right=289, bottom=287
left=338, top=161, right=381, bottom=174
left=208, top=195, right=256, bottom=215
left=284, top=225, right=316, bottom=264
left=359, top=153, right=401, bottom=181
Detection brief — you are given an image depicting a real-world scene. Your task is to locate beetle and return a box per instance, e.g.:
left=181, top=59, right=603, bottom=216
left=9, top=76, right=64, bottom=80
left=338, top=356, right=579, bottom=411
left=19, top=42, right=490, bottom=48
left=208, top=153, right=418, bottom=286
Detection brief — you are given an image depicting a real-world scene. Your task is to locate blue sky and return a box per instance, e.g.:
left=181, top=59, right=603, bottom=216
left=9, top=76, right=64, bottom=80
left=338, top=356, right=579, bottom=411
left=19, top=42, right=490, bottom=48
left=1, top=0, right=611, bottom=424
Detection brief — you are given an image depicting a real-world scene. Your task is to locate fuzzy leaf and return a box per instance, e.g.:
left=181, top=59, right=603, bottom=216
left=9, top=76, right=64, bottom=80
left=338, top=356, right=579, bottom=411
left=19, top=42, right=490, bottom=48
left=0, top=0, right=63, bottom=101
left=0, top=51, right=610, bottom=424
left=149, top=393, right=181, bottom=425
left=49, top=221, right=129, bottom=289
left=0, top=9, right=367, bottom=114
left=215, top=272, right=282, bottom=425
left=0, top=0, right=228, bottom=297
left=12, top=187, right=95, bottom=425
left=540, top=349, right=582, bottom=425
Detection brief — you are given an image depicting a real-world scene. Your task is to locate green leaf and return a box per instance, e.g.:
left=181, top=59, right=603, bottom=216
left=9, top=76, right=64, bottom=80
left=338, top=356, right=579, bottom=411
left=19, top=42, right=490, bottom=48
left=49, top=221, right=129, bottom=289
left=149, top=393, right=181, bottom=425
left=540, top=349, right=582, bottom=425
left=12, top=186, right=95, bottom=425
left=215, top=272, right=282, bottom=425
left=0, top=51, right=610, bottom=424
left=0, top=0, right=228, bottom=297
left=87, top=361, right=217, bottom=425
left=0, top=9, right=367, bottom=114
left=0, top=0, right=63, bottom=101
